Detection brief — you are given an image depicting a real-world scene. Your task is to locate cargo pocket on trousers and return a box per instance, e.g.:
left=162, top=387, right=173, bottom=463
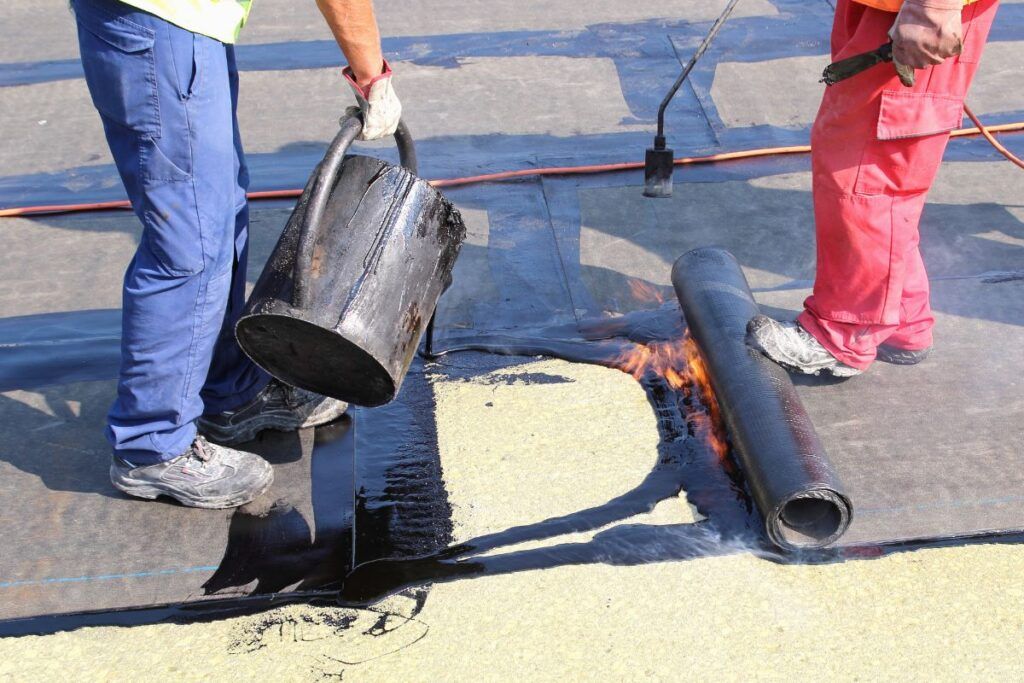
left=74, top=1, right=160, bottom=135
left=140, top=193, right=206, bottom=277
left=139, top=138, right=204, bottom=276
left=853, top=90, right=963, bottom=196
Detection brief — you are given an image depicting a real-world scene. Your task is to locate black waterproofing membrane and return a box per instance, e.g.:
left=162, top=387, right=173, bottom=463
left=672, top=248, right=852, bottom=550
left=557, top=175, right=1024, bottom=550
left=0, top=354, right=453, bottom=631
left=5, top=167, right=1024, bottom=633
left=776, top=276, right=1024, bottom=547
left=5, top=172, right=1024, bottom=632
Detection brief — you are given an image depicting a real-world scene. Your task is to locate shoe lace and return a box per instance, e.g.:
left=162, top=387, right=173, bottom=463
left=189, top=436, right=214, bottom=464
left=280, top=381, right=314, bottom=409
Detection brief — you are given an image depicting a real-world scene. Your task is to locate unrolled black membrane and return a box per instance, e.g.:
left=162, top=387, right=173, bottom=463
left=671, top=247, right=852, bottom=550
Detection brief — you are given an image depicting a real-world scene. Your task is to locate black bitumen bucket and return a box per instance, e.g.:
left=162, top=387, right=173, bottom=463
left=236, top=114, right=466, bottom=407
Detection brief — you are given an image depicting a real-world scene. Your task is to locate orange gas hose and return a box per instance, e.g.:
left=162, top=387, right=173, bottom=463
left=962, top=104, right=1024, bottom=171
left=1, top=114, right=1021, bottom=218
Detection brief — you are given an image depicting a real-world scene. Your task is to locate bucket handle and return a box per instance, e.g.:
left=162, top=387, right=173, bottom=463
left=292, top=113, right=418, bottom=308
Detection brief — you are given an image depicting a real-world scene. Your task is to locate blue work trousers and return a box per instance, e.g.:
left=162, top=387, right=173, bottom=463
left=73, top=0, right=269, bottom=465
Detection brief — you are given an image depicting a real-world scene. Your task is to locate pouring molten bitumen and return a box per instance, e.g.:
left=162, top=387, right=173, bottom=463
left=236, top=113, right=466, bottom=407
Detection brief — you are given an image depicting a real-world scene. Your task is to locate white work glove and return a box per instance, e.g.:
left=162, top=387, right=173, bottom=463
left=343, top=60, right=402, bottom=141
left=889, top=0, right=963, bottom=86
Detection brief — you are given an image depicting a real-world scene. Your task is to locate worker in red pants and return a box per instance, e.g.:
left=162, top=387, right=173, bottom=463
left=749, top=0, right=999, bottom=376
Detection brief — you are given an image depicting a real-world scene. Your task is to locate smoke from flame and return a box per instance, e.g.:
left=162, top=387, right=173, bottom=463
left=614, top=333, right=729, bottom=462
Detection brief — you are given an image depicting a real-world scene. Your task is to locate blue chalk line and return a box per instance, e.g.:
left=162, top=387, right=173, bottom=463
left=0, top=565, right=219, bottom=589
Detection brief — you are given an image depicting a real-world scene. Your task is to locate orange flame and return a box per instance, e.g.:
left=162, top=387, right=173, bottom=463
left=627, top=278, right=666, bottom=305
left=614, top=334, right=729, bottom=461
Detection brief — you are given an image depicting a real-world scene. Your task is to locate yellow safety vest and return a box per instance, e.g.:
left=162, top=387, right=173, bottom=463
left=116, top=0, right=252, bottom=44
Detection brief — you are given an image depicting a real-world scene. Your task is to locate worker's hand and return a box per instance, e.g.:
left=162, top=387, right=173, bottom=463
left=343, top=61, right=402, bottom=141
left=889, top=0, right=963, bottom=73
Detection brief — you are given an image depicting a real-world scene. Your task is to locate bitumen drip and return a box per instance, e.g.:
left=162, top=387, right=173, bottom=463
left=201, top=418, right=358, bottom=597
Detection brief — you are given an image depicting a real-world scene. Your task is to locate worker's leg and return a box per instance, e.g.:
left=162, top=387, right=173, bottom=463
left=884, top=229, right=934, bottom=350
left=75, top=0, right=246, bottom=465
left=798, top=0, right=998, bottom=369
left=200, top=45, right=271, bottom=415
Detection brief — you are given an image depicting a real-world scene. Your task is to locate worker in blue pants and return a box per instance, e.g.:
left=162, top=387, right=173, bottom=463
left=72, top=0, right=402, bottom=508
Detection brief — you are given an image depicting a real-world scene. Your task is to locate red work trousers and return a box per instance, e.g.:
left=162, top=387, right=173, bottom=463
left=798, top=0, right=998, bottom=369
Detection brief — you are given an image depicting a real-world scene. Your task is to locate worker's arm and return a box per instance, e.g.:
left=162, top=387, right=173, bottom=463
left=890, top=0, right=963, bottom=70
left=315, top=0, right=401, bottom=140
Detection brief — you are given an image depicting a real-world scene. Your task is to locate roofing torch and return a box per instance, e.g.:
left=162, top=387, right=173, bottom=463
left=644, top=0, right=742, bottom=198
left=643, top=0, right=907, bottom=198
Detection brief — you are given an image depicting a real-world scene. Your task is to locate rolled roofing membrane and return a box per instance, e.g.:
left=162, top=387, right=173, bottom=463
left=672, top=247, right=852, bottom=550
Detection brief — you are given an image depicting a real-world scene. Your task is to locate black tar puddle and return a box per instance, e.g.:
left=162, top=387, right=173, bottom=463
left=1, top=305, right=1023, bottom=637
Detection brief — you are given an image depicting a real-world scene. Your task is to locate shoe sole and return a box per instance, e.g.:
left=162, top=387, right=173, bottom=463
left=110, top=465, right=274, bottom=509
left=877, top=345, right=931, bottom=365
left=771, top=357, right=860, bottom=378
left=198, top=402, right=348, bottom=446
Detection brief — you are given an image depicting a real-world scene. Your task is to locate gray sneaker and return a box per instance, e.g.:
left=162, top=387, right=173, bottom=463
left=877, top=343, right=931, bottom=365
left=110, top=436, right=273, bottom=509
left=198, top=380, right=349, bottom=445
left=746, top=315, right=862, bottom=378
